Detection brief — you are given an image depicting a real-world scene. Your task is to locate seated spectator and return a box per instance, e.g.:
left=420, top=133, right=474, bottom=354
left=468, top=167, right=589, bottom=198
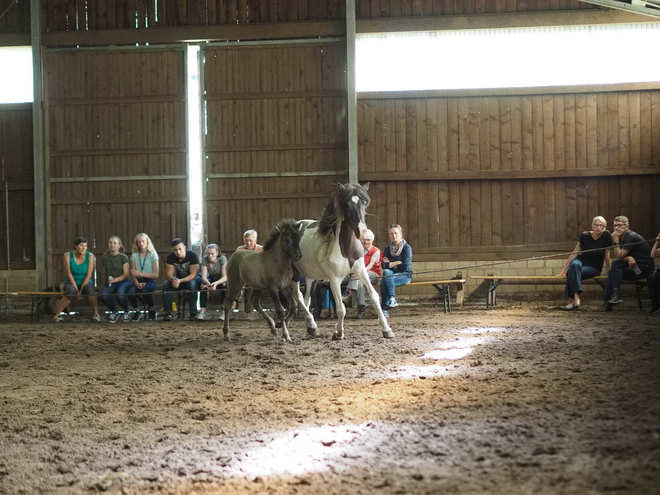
left=236, top=229, right=263, bottom=313
left=557, top=216, right=612, bottom=310
left=600, top=216, right=654, bottom=311
left=163, top=238, right=201, bottom=321
left=649, top=232, right=660, bottom=316
left=196, top=244, right=228, bottom=321
left=311, top=279, right=337, bottom=319
left=380, top=224, right=413, bottom=318
left=343, top=229, right=381, bottom=319
left=99, top=236, right=132, bottom=323
left=126, top=233, right=159, bottom=321
left=53, top=237, right=100, bottom=322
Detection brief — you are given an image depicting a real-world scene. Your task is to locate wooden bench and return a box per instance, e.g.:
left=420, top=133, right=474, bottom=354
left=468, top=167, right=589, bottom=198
left=0, top=291, right=64, bottom=322
left=472, top=275, right=649, bottom=310
left=405, top=278, right=466, bottom=313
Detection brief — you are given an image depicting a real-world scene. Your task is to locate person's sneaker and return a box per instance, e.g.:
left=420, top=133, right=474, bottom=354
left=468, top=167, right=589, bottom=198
left=91, top=314, right=101, bottom=323
left=163, top=313, right=173, bottom=321
left=382, top=310, right=390, bottom=318
left=122, top=312, right=132, bottom=322
left=132, top=311, right=141, bottom=322
left=108, top=312, right=120, bottom=323
left=218, top=312, right=225, bottom=321
left=598, top=303, right=613, bottom=312
left=357, top=305, right=366, bottom=319
left=608, top=291, right=623, bottom=305
left=387, top=298, right=398, bottom=308
left=189, top=314, right=198, bottom=321
left=195, top=312, right=206, bottom=321
left=148, top=310, right=157, bottom=321
left=53, top=314, right=64, bottom=322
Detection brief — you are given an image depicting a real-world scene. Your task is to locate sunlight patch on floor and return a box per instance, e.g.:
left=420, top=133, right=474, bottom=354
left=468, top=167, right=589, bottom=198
left=225, top=423, right=372, bottom=478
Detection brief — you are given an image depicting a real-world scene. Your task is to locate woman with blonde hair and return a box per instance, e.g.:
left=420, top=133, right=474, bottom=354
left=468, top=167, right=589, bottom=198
left=557, top=216, right=612, bottom=310
left=126, top=233, right=160, bottom=321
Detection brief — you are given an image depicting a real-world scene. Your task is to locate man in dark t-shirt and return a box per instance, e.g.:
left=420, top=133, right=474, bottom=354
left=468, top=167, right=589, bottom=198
left=163, top=238, right=201, bottom=320
left=601, top=216, right=653, bottom=311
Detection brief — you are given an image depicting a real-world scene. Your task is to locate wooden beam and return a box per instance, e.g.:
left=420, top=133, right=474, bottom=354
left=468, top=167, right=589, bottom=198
left=42, top=21, right=346, bottom=47
left=359, top=82, right=660, bottom=100
left=0, top=33, right=30, bottom=46
left=359, top=167, right=660, bottom=181
left=578, top=0, right=660, bottom=20
left=356, top=9, right=655, bottom=33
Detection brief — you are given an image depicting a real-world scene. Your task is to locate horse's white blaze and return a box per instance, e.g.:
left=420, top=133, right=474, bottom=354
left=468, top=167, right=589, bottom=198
left=351, top=195, right=359, bottom=204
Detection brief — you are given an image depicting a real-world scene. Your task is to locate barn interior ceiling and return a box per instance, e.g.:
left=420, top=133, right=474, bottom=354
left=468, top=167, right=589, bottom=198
left=579, top=0, right=660, bottom=18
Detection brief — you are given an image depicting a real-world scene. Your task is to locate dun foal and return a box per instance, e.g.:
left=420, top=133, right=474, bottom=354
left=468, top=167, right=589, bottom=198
left=222, top=219, right=304, bottom=342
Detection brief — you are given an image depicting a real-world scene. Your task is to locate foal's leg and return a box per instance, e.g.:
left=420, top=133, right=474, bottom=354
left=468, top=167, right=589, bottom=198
left=289, top=279, right=318, bottom=336
left=354, top=263, right=394, bottom=338
left=328, top=276, right=347, bottom=340
left=251, top=290, right=278, bottom=336
left=222, top=284, right=243, bottom=341
left=268, top=289, right=291, bottom=342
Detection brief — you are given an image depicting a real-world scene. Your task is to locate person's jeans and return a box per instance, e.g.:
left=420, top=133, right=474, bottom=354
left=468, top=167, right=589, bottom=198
left=380, top=269, right=412, bottom=309
left=126, top=279, right=157, bottom=309
left=100, top=280, right=131, bottom=312
left=564, top=259, right=601, bottom=299
left=603, top=260, right=653, bottom=302
left=163, top=277, right=201, bottom=315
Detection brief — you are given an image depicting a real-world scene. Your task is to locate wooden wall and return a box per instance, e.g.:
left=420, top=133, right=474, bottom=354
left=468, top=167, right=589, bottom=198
left=14, top=0, right=600, bottom=34
left=356, top=0, right=596, bottom=17
left=44, top=47, right=187, bottom=284
left=204, top=41, right=348, bottom=251
left=0, top=104, right=35, bottom=270
left=359, top=91, right=660, bottom=259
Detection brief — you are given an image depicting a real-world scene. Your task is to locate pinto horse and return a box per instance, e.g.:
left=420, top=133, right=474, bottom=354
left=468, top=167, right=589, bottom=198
left=223, top=218, right=304, bottom=342
left=291, top=183, right=394, bottom=340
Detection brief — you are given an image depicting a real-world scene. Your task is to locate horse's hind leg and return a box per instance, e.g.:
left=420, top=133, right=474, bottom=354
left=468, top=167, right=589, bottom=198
left=268, top=290, right=291, bottom=342
left=356, top=264, right=394, bottom=338
left=251, top=291, right=278, bottom=336
left=222, top=285, right=243, bottom=341
left=290, top=279, right=318, bottom=337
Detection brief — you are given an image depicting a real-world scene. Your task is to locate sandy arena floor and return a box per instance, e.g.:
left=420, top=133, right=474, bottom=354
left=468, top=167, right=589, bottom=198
left=1, top=304, right=659, bottom=494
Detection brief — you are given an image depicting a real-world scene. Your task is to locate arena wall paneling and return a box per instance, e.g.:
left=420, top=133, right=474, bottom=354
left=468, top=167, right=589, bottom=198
left=0, top=104, right=35, bottom=271
left=203, top=40, right=349, bottom=253
left=358, top=90, right=660, bottom=261
left=44, top=46, right=187, bottom=286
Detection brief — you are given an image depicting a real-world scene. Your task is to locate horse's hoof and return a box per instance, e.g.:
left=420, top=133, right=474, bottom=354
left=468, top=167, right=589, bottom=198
left=270, top=328, right=277, bottom=336
left=306, top=327, right=317, bottom=337
left=331, top=332, right=344, bottom=341
left=275, top=321, right=282, bottom=328
left=382, top=331, right=395, bottom=339
left=223, top=334, right=230, bottom=341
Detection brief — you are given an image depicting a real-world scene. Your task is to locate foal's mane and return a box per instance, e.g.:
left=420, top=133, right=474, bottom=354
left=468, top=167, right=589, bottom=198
left=317, top=183, right=370, bottom=243
left=262, top=218, right=298, bottom=251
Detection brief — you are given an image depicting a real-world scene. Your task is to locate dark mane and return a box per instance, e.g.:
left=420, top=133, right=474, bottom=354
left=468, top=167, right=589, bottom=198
left=263, top=218, right=298, bottom=251
left=317, top=183, right=370, bottom=242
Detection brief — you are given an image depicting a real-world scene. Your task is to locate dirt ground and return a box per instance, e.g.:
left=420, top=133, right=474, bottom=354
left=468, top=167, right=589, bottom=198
left=1, top=304, right=659, bottom=495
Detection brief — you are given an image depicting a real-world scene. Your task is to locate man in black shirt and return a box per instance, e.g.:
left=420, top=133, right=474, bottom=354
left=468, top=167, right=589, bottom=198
left=163, top=238, right=201, bottom=320
left=600, top=216, right=653, bottom=311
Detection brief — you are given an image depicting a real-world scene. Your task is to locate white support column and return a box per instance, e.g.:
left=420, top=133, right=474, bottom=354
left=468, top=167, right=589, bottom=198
left=31, top=0, right=47, bottom=290
left=346, top=0, right=359, bottom=185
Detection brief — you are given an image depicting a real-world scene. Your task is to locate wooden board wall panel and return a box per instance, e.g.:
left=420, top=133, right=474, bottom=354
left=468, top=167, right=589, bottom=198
left=44, top=47, right=187, bottom=285
left=203, top=41, right=348, bottom=249
left=0, top=106, right=35, bottom=270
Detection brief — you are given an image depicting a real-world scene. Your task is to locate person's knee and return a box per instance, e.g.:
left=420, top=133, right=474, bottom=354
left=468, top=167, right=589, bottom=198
left=81, top=283, right=96, bottom=296
left=64, top=284, right=77, bottom=297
